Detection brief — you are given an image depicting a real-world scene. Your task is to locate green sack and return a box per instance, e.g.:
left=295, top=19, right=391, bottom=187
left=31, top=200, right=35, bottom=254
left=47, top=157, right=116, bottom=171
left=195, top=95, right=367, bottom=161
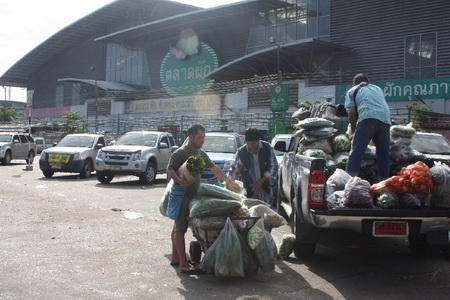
left=189, top=197, right=242, bottom=218
left=278, top=234, right=296, bottom=260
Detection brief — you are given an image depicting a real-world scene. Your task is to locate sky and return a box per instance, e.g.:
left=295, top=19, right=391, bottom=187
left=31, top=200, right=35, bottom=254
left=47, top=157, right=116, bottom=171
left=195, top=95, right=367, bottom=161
left=0, top=0, right=242, bottom=102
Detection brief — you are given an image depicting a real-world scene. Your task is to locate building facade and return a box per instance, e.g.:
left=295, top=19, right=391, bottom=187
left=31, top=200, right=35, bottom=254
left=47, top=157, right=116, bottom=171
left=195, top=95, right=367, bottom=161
left=1, top=0, right=450, bottom=135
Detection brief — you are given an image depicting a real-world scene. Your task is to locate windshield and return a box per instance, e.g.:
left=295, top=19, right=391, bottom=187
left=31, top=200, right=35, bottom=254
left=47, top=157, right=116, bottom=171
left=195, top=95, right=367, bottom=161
left=202, top=136, right=237, bottom=153
left=411, top=134, right=450, bottom=154
left=117, top=132, right=157, bottom=146
left=0, top=134, right=12, bottom=142
left=58, top=135, right=95, bottom=148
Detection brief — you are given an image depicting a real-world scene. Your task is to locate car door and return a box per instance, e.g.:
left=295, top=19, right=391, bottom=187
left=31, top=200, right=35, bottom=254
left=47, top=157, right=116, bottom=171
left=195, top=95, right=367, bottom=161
left=12, top=135, right=25, bottom=158
left=157, top=135, right=171, bottom=171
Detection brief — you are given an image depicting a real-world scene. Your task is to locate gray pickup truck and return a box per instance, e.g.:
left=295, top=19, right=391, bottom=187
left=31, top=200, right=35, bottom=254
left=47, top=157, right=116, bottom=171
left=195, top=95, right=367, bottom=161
left=0, top=132, right=37, bottom=165
left=275, top=135, right=450, bottom=258
left=95, top=131, right=177, bottom=184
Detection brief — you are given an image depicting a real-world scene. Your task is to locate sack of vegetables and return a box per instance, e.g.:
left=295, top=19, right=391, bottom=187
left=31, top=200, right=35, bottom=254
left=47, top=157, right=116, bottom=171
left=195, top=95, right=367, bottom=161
left=177, top=155, right=206, bottom=181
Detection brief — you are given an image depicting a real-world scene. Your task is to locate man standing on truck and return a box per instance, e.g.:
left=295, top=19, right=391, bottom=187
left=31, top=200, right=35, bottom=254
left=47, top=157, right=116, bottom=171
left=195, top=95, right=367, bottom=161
left=345, top=73, right=391, bottom=181
left=227, top=127, right=279, bottom=205
left=166, top=123, right=240, bottom=274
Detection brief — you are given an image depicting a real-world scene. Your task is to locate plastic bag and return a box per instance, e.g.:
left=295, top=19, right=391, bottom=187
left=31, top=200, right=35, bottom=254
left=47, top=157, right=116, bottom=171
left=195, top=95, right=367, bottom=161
left=247, top=217, right=265, bottom=249
left=326, top=190, right=345, bottom=209
left=333, top=152, right=349, bottom=169
left=189, top=197, right=242, bottom=218
left=167, top=182, right=186, bottom=220
left=430, top=162, right=450, bottom=207
left=248, top=205, right=288, bottom=228
left=214, top=218, right=245, bottom=277
left=331, top=134, right=351, bottom=153
left=390, top=139, right=415, bottom=163
left=242, top=198, right=270, bottom=209
left=159, top=179, right=173, bottom=216
left=296, top=127, right=337, bottom=138
left=298, top=139, right=333, bottom=154
left=376, top=192, right=399, bottom=208
left=277, top=234, right=296, bottom=260
left=325, top=168, right=352, bottom=199
left=302, top=148, right=327, bottom=159
left=294, top=117, right=335, bottom=129
left=254, top=224, right=278, bottom=272
left=343, top=177, right=374, bottom=208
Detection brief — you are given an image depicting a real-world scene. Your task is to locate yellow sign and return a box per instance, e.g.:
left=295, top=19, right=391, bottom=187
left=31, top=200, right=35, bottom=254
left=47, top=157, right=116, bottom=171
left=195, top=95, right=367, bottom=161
left=48, top=154, right=71, bottom=166
left=125, top=95, right=221, bottom=114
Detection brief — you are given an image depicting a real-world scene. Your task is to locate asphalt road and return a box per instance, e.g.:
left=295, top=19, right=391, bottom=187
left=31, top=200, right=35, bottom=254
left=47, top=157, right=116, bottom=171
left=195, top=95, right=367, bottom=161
left=1, top=157, right=449, bottom=300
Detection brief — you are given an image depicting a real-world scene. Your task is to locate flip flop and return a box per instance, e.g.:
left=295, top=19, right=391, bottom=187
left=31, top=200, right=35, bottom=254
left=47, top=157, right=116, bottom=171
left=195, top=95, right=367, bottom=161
left=170, top=262, right=180, bottom=266
left=179, top=267, right=206, bottom=274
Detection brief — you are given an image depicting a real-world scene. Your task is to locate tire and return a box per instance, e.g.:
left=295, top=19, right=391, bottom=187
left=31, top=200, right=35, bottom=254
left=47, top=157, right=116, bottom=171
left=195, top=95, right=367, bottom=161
left=189, top=241, right=202, bottom=264
left=96, top=171, right=114, bottom=184
left=292, top=195, right=317, bottom=258
left=80, top=159, right=93, bottom=178
left=26, top=150, right=35, bottom=164
left=139, top=161, right=156, bottom=185
left=43, top=170, right=54, bottom=178
left=1, top=151, right=12, bottom=165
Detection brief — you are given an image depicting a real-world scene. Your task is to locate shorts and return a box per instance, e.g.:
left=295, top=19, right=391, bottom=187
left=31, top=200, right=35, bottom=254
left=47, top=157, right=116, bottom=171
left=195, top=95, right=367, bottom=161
left=173, top=195, right=191, bottom=233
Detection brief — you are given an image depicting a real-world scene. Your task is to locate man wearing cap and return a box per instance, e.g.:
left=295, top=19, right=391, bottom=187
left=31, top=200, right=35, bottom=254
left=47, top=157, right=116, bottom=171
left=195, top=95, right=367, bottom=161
left=227, top=127, right=279, bottom=205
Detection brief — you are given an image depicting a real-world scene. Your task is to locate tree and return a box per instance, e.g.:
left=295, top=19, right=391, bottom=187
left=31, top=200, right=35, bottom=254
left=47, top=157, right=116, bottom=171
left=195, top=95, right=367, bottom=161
left=61, top=111, right=86, bottom=134
left=404, top=102, right=433, bottom=129
left=0, top=105, right=22, bottom=122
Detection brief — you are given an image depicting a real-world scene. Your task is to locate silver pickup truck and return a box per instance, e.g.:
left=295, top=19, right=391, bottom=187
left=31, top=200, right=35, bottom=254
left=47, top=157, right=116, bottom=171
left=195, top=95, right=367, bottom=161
left=275, top=134, right=450, bottom=258
left=95, top=131, right=177, bottom=184
left=0, top=132, right=37, bottom=165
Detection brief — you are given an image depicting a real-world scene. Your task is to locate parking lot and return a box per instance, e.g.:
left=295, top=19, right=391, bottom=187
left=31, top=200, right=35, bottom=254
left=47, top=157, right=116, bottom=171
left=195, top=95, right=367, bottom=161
left=1, top=158, right=450, bottom=300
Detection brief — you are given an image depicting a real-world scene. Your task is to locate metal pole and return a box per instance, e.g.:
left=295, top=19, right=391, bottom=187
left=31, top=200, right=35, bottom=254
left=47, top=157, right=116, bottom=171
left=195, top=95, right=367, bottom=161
left=95, top=77, right=98, bottom=132
left=277, top=44, right=282, bottom=85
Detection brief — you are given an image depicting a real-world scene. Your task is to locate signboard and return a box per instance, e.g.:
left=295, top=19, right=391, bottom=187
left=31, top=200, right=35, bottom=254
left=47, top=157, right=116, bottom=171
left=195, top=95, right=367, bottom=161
left=335, top=77, right=450, bottom=104
left=270, top=84, right=289, bottom=112
left=26, top=90, right=34, bottom=107
left=160, top=42, right=218, bottom=97
left=125, top=94, right=221, bottom=114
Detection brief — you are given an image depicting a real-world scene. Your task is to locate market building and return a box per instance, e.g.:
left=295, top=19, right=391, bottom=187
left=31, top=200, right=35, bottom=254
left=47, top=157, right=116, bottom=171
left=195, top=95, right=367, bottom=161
left=1, top=0, right=450, bottom=137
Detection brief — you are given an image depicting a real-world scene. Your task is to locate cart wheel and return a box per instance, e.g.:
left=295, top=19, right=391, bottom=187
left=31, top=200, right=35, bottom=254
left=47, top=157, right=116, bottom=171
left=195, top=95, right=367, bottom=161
left=189, top=241, right=202, bottom=263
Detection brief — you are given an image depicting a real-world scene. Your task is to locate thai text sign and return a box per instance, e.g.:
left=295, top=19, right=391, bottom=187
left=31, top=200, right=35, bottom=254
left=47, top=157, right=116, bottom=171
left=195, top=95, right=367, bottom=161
left=335, top=77, right=450, bottom=103
left=270, top=84, right=289, bottom=112
left=125, top=95, right=221, bottom=114
left=160, top=42, right=218, bottom=97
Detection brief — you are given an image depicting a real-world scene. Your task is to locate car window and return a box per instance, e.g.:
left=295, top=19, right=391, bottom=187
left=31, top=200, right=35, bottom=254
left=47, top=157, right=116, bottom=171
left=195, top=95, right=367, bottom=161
left=411, top=134, right=450, bottom=154
left=160, top=136, right=168, bottom=145
left=168, top=136, right=175, bottom=146
left=13, top=135, right=20, bottom=143
left=58, top=136, right=95, bottom=148
left=97, top=137, right=105, bottom=146
left=202, top=136, right=237, bottom=153
left=36, top=139, right=43, bottom=145
left=0, top=134, right=12, bottom=142
left=117, top=132, right=157, bottom=146
left=19, top=135, right=28, bottom=143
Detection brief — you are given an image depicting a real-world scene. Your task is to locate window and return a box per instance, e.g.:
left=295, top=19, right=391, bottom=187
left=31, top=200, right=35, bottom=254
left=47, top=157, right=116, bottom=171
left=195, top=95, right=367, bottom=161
left=106, top=43, right=150, bottom=87
left=19, top=135, right=28, bottom=143
left=247, top=0, right=329, bottom=54
left=56, top=85, right=64, bottom=107
left=405, top=33, right=437, bottom=80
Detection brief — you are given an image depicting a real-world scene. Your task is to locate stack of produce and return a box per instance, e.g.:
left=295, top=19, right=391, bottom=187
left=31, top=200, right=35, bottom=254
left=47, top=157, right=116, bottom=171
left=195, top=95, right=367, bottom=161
left=177, top=155, right=206, bottom=181
left=430, top=162, right=450, bottom=208
left=390, top=124, right=416, bottom=164
left=294, top=117, right=336, bottom=155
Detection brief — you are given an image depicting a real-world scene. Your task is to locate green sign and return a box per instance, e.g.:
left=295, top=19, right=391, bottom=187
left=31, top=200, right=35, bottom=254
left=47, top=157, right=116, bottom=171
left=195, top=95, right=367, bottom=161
left=160, top=42, right=218, bottom=96
left=336, top=77, right=450, bottom=104
left=270, top=84, right=289, bottom=112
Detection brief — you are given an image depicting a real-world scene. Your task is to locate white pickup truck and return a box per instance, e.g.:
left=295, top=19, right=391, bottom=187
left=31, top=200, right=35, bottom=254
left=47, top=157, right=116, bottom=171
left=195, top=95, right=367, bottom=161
left=95, top=131, right=177, bottom=184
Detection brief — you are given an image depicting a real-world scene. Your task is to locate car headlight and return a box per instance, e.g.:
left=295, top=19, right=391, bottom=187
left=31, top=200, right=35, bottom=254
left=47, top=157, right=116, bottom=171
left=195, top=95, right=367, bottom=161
left=96, top=150, right=104, bottom=159
left=133, top=151, right=142, bottom=161
left=222, top=160, right=233, bottom=173
left=73, top=153, right=80, bottom=160
left=39, top=153, right=46, bottom=160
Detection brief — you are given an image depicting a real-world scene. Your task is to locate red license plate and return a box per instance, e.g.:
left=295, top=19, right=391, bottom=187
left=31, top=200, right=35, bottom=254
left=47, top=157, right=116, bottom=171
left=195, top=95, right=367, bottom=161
left=373, top=221, right=408, bottom=236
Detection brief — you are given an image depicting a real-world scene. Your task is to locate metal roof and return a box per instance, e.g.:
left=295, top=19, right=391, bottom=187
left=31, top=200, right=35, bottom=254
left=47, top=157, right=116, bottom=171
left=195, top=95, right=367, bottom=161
left=95, top=0, right=291, bottom=43
left=57, top=78, right=139, bottom=92
left=204, top=38, right=352, bottom=81
left=0, top=0, right=198, bottom=88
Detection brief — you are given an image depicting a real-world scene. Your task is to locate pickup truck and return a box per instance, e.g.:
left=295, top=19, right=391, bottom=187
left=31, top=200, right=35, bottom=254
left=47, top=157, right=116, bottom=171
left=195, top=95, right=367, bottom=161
left=95, top=131, right=177, bottom=184
left=275, top=134, right=450, bottom=258
left=39, top=133, right=107, bottom=178
left=0, top=132, right=37, bottom=165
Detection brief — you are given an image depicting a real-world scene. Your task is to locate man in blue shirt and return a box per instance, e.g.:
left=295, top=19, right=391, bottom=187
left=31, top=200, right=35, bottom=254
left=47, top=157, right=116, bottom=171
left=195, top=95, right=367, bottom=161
left=345, top=73, right=391, bottom=181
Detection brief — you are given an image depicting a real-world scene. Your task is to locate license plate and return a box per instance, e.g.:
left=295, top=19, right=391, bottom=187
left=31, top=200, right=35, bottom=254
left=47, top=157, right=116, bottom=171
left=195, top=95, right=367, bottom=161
left=51, top=165, right=61, bottom=169
left=110, top=165, right=121, bottom=170
left=373, top=221, right=408, bottom=237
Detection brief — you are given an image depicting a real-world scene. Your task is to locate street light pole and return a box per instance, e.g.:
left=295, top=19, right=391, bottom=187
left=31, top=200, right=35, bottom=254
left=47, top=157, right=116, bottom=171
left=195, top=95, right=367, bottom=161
left=269, top=37, right=282, bottom=85
left=90, top=67, right=98, bottom=132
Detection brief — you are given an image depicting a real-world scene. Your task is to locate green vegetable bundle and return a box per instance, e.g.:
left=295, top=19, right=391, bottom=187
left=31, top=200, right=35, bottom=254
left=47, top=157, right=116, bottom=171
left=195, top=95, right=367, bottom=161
left=197, top=183, right=242, bottom=200
left=186, top=155, right=206, bottom=177
left=189, top=197, right=242, bottom=218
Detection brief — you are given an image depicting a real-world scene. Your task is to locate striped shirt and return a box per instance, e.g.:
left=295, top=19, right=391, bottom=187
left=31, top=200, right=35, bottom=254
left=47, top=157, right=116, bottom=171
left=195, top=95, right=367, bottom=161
left=345, top=83, right=391, bottom=125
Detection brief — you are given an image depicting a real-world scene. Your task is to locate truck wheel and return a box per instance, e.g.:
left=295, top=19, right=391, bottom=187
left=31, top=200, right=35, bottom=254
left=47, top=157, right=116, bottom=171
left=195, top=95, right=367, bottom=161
left=189, top=241, right=202, bottom=264
left=26, top=150, right=35, bottom=164
left=96, top=171, right=114, bottom=184
left=140, top=162, right=156, bottom=185
left=43, top=170, right=54, bottom=178
left=1, top=150, right=12, bottom=165
left=80, top=160, right=93, bottom=178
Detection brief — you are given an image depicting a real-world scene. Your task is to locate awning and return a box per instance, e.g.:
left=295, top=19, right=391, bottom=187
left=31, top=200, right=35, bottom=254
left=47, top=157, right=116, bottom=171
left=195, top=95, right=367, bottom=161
left=204, top=38, right=352, bottom=81
left=57, top=78, right=139, bottom=92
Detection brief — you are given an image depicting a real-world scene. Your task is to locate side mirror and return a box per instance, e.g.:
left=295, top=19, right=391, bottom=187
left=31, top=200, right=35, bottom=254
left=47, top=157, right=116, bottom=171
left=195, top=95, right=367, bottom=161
left=171, top=146, right=179, bottom=153
left=52, top=142, right=58, bottom=147
left=274, top=141, right=287, bottom=152
left=158, top=142, right=169, bottom=149
left=95, top=143, right=104, bottom=149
